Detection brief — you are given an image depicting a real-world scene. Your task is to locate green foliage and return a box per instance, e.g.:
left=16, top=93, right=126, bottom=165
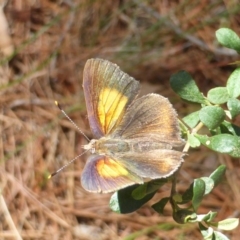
left=170, top=71, right=206, bottom=104
left=207, top=87, right=230, bottom=104
left=216, top=28, right=240, bottom=53
left=183, top=111, right=200, bottom=128
left=227, top=98, right=240, bottom=118
left=152, top=197, right=170, bottom=215
left=109, top=181, right=161, bottom=214
left=226, top=68, right=240, bottom=98
left=199, top=106, right=225, bottom=130
left=196, top=134, right=240, bottom=157
left=110, top=27, right=240, bottom=239
left=187, top=132, right=201, bottom=147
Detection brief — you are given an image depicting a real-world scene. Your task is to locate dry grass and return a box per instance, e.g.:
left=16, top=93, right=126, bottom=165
left=0, top=0, right=240, bottom=239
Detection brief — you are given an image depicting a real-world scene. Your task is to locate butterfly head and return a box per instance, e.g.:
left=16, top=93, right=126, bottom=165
left=83, top=139, right=97, bottom=154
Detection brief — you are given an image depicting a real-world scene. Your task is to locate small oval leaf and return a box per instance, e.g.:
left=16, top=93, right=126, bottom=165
left=200, top=177, right=214, bottom=195
left=199, top=106, right=225, bottom=130
left=216, top=218, right=239, bottom=231
left=199, top=222, right=214, bottom=239
left=202, top=211, right=218, bottom=222
left=213, top=231, right=231, bottom=240
left=216, top=28, right=240, bottom=52
left=183, top=111, right=200, bottom=128
left=227, top=68, right=240, bottom=98
left=209, top=165, right=226, bottom=187
left=188, top=133, right=201, bottom=148
left=192, top=179, right=205, bottom=211
left=227, top=98, right=240, bottom=118
left=196, top=134, right=240, bottom=157
left=170, top=71, right=206, bottom=103
left=207, top=87, right=229, bottom=104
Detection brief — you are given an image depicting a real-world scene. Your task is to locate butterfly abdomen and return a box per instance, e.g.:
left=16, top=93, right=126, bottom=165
left=130, top=140, right=173, bottom=152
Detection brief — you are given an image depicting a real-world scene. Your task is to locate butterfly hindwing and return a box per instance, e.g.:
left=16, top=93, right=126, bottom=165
left=81, top=149, right=184, bottom=193
left=114, top=149, right=184, bottom=179
left=83, top=59, right=140, bottom=139
left=81, top=155, right=143, bottom=193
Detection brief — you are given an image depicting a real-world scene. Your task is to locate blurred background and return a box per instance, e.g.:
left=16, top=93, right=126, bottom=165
left=0, top=0, right=240, bottom=239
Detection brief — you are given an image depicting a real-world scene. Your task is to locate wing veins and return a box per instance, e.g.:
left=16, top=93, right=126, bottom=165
left=118, top=104, right=151, bottom=136
left=102, top=63, right=120, bottom=132
left=104, top=79, right=135, bottom=132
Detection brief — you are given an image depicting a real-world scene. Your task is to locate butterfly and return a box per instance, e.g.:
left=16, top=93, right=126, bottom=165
left=81, top=58, right=184, bottom=193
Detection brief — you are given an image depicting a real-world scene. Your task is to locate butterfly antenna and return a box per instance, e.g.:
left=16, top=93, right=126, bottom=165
left=48, top=150, right=89, bottom=178
left=55, top=101, right=90, bottom=142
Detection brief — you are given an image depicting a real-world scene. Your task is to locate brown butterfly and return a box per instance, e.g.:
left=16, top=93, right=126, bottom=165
left=81, top=58, right=184, bottom=193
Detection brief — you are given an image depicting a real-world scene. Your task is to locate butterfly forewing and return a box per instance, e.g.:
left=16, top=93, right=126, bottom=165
left=83, top=59, right=140, bottom=139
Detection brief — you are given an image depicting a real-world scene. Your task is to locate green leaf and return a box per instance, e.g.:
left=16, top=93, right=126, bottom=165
left=131, top=184, right=148, bottom=200
left=151, top=197, right=169, bottom=214
left=196, top=134, right=240, bottom=157
left=180, top=183, right=194, bottom=204
left=202, top=211, right=218, bottom=222
left=213, top=231, right=230, bottom=240
left=132, top=179, right=167, bottom=200
left=227, top=68, right=240, bottom=98
left=199, top=106, right=225, bottom=130
left=173, top=209, right=196, bottom=224
left=183, top=111, right=200, bottom=128
left=216, top=28, right=240, bottom=52
left=195, top=214, right=211, bottom=222
left=199, top=222, right=214, bottom=239
left=183, top=212, right=198, bottom=223
left=172, top=193, right=183, bottom=203
left=170, top=71, right=206, bottom=104
left=187, top=133, right=201, bottom=148
left=227, top=98, right=240, bottom=118
left=200, top=177, right=214, bottom=195
left=209, top=165, right=226, bottom=187
left=109, top=184, right=157, bottom=214
left=192, top=178, right=205, bottom=211
left=216, top=218, right=239, bottom=231
left=110, top=192, right=121, bottom=213
left=220, top=121, right=240, bottom=136
left=193, top=212, right=217, bottom=223
left=207, top=87, right=230, bottom=104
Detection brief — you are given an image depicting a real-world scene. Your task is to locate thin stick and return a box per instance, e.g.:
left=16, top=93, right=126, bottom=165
left=0, top=195, right=22, bottom=240
left=182, top=121, right=204, bottom=153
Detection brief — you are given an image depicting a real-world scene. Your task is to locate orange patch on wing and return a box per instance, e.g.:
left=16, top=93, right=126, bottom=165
left=98, top=88, right=128, bottom=132
left=96, top=158, right=129, bottom=178
left=159, top=157, right=176, bottom=173
left=160, top=107, right=177, bottom=134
